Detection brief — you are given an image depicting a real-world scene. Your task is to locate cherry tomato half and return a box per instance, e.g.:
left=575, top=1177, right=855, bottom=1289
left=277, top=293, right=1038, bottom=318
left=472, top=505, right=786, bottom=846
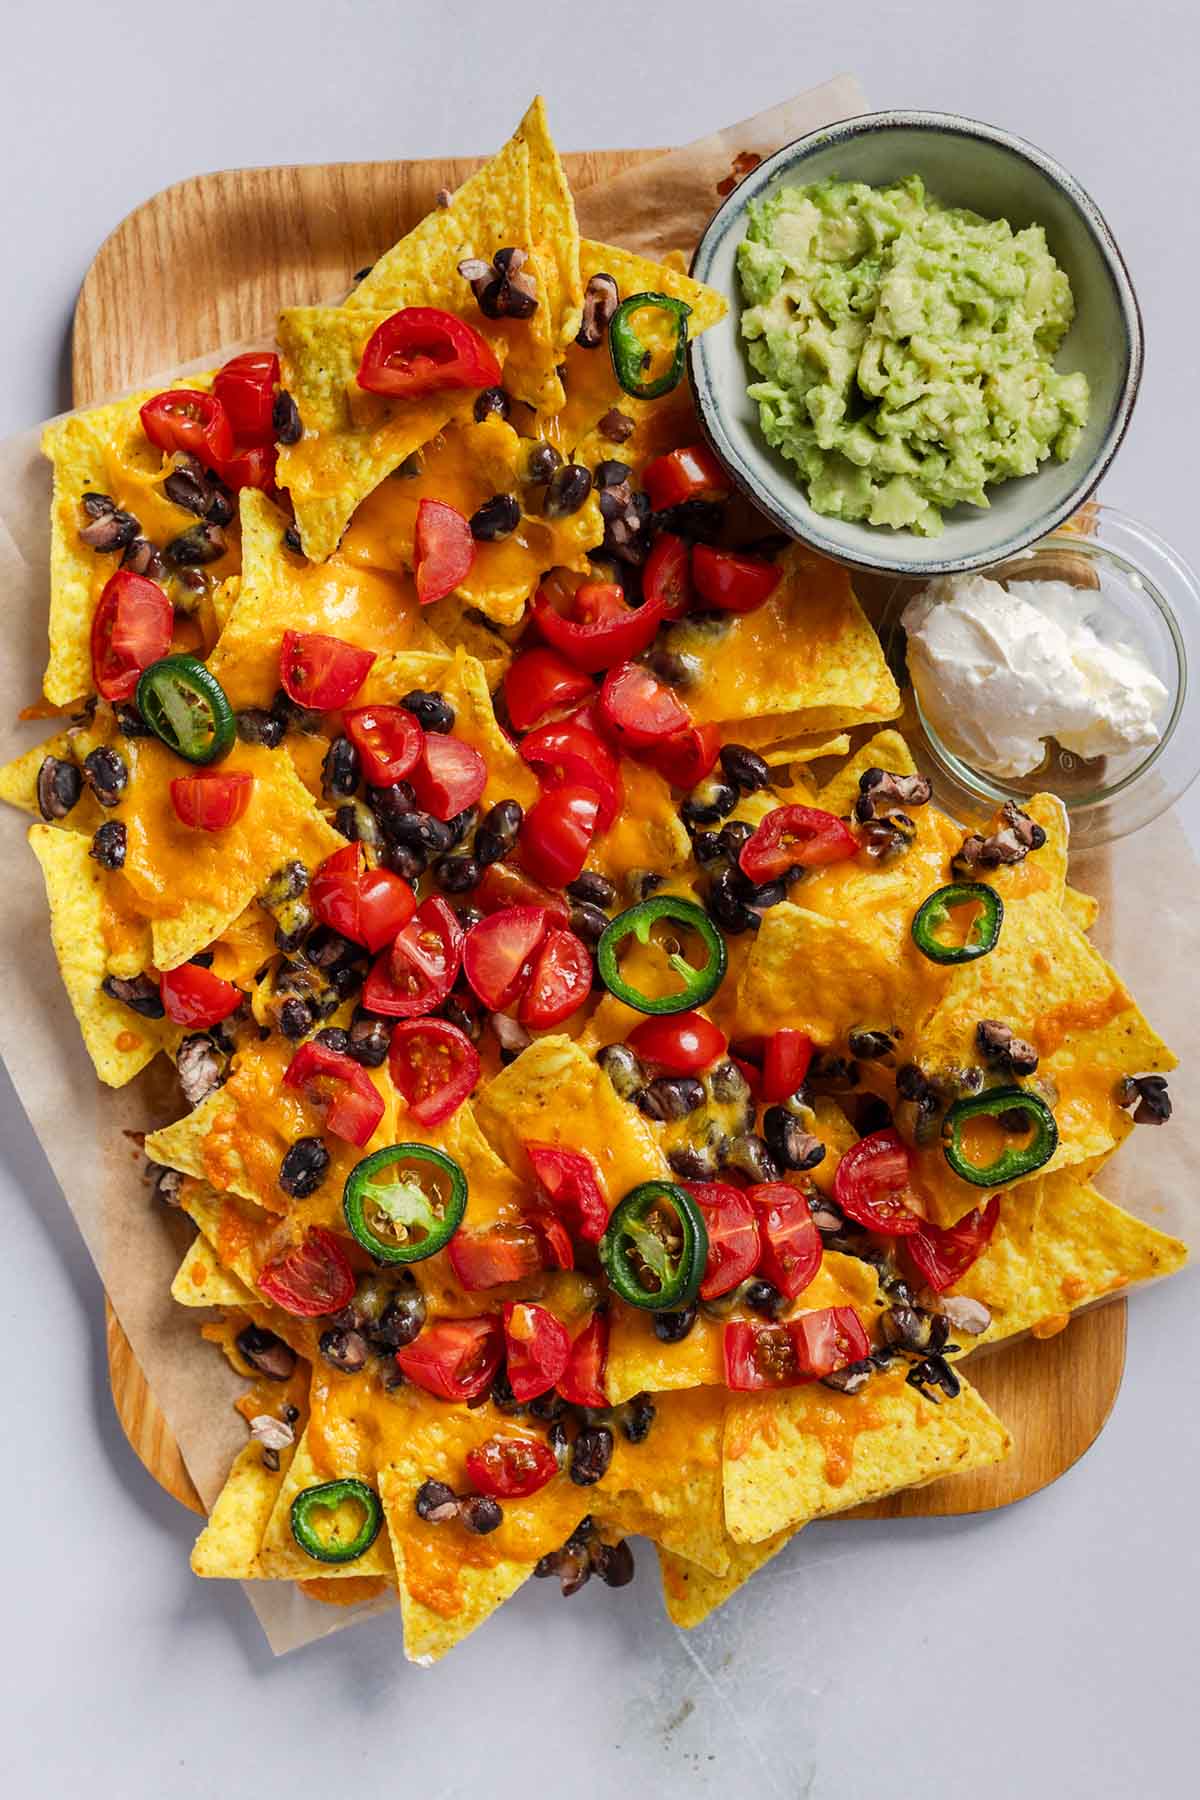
left=217, top=442, right=278, bottom=493
left=642, top=444, right=732, bottom=511
left=212, top=350, right=279, bottom=448
left=556, top=1311, right=609, bottom=1407
left=448, top=1223, right=545, bottom=1292
left=791, top=1306, right=871, bottom=1379
left=310, top=844, right=416, bottom=953
left=90, top=570, right=174, bottom=703
left=475, top=861, right=571, bottom=927
left=525, top=1205, right=575, bottom=1272
left=692, top=544, right=781, bottom=614
left=833, top=1129, right=922, bottom=1236
left=519, top=720, right=622, bottom=830
left=343, top=704, right=424, bottom=786
left=463, top=906, right=548, bottom=1011
left=279, top=629, right=375, bottom=711
left=357, top=306, right=503, bottom=399
left=170, top=769, right=254, bottom=831
left=503, top=649, right=593, bottom=733
left=363, top=896, right=464, bottom=1018
left=748, top=1182, right=823, bottom=1300
left=532, top=582, right=663, bottom=674
left=690, top=1182, right=760, bottom=1301
left=388, top=1018, right=480, bottom=1127
left=503, top=1300, right=571, bottom=1402
left=159, top=963, right=241, bottom=1029
left=643, top=721, right=721, bottom=789
left=641, top=531, right=693, bottom=621
left=139, top=388, right=234, bottom=469
left=723, top=1308, right=869, bottom=1391
left=598, top=661, right=690, bottom=750
left=629, top=1011, right=727, bottom=1074
left=465, top=1434, right=559, bottom=1499
left=525, top=1142, right=609, bottom=1244
left=414, top=498, right=476, bottom=605
left=907, top=1196, right=1000, bottom=1293
left=257, top=1227, right=356, bottom=1318
left=409, top=733, right=487, bottom=821
left=518, top=927, right=593, bottom=1029
left=518, top=786, right=600, bottom=887
left=739, top=805, right=860, bottom=883
left=396, top=1315, right=503, bottom=1402
left=761, top=1029, right=814, bottom=1104
left=282, top=1040, right=385, bottom=1148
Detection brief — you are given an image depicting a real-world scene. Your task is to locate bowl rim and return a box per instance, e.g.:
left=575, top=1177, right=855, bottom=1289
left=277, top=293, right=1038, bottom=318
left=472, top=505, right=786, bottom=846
left=687, top=107, right=1145, bottom=578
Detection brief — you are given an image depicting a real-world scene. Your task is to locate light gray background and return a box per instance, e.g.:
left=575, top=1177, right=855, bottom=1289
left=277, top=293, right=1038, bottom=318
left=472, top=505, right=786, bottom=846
left=2, top=4, right=1197, bottom=1795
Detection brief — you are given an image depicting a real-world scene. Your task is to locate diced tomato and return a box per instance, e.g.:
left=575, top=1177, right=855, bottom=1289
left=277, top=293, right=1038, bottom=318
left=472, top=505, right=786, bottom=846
left=257, top=1227, right=356, bottom=1318
left=532, top=582, right=663, bottom=673
left=518, top=786, right=600, bottom=887
left=363, top=895, right=464, bottom=1018
left=525, top=1142, right=609, bottom=1244
left=723, top=1309, right=866, bottom=1390
left=907, top=1197, right=1000, bottom=1293
left=644, top=721, right=721, bottom=789
left=833, top=1129, right=922, bottom=1236
left=629, top=1011, right=727, bottom=1075
left=414, top=498, right=475, bottom=605
left=212, top=350, right=279, bottom=447
left=170, top=770, right=254, bottom=831
left=465, top=1434, right=559, bottom=1499
left=279, top=629, right=375, bottom=711
left=396, top=1315, right=503, bottom=1402
left=139, top=388, right=234, bottom=468
left=356, top=306, right=503, bottom=399
left=598, top=662, right=690, bottom=750
left=728, top=1036, right=765, bottom=1099
left=343, top=704, right=424, bottom=785
left=748, top=1182, right=822, bottom=1300
left=739, top=805, right=860, bottom=883
left=503, top=649, right=593, bottom=733
left=761, top=1029, right=814, bottom=1104
left=90, top=570, right=174, bottom=703
left=159, top=963, right=241, bottom=1029
left=409, top=733, right=487, bottom=820
left=641, top=531, right=693, bottom=620
left=791, top=1306, right=871, bottom=1379
left=217, top=442, right=278, bottom=493
left=282, top=1039, right=385, bottom=1148
left=462, top=906, right=548, bottom=1010
left=518, top=928, right=593, bottom=1029
left=502, top=1300, right=572, bottom=1402
left=692, top=544, right=781, bottom=614
left=526, top=1204, right=575, bottom=1271
left=448, top=1223, right=544, bottom=1291
left=475, top=861, right=571, bottom=927
left=519, top=720, right=622, bottom=830
left=642, top=444, right=732, bottom=511
left=388, top=1018, right=480, bottom=1126
left=556, top=1310, right=609, bottom=1407
left=690, top=1182, right=760, bottom=1301
left=310, top=843, right=416, bottom=952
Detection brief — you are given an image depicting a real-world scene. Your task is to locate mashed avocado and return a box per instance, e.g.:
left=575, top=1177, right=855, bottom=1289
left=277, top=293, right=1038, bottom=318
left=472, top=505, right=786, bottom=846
left=737, top=175, right=1090, bottom=536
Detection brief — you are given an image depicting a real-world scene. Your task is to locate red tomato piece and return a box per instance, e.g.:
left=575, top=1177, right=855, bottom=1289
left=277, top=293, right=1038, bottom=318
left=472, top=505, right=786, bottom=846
left=556, top=1311, right=609, bottom=1407
left=532, top=582, right=664, bottom=674
left=518, top=786, right=601, bottom=887
left=739, top=805, right=860, bottom=883
left=90, top=570, right=174, bottom=703
left=364, top=896, right=464, bottom=1018
left=642, top=443, right=732, bottom=511
left=396, top=1316, right=503, bottom=1402
left=475, top=861, right=571, bottom=926
left=343, top=704, right=424, bottom=786
left=414, top=498, right=476, bottom=605
left=833, top=1129, right=922, bottom=1236
left=598, top=662, right=690, bottom=750
left=282, top=1040, right=385, bottom=1148
left=447, top=1223, right=544, bottom=1292
left=139, top=388, right=234, bottom=468
left=907, top=1197, right=1000, bottom=1293
left=641, top=531, right=694, bottom=621
left=526, top=1205, right=575, bottom=1271
left=690, top=1182, right=760, bottom=1301
left=462, top=906, right=548, bottom=1010
left=722, top=1321, right=800, bottom=1391
left=762, top=1029, right=814, bottom=1104
left=212, top=350, right=279, bottom=447
left=518, top=927, right=593, bottom=1029
left=216, top=442, right=278, bottom=493
left=692, top=544, right=782, bottom=614
left=279, top=629, right=375, bottom=711
left=791, top=1306, right=871, bottom=1379
left=519, top=720, right=623, bottom=830
left=409, top=733, right=487, bottom=820
left=503, top=1301, right=572, bottom=1402
left=465, top=1435, right=559, bottom=1500
left=357, top=306, right=503, bottom=399
left=310, top=844, right=416, bottom=953
left=503, top=649, right=593, bottom=733
left=644, top=721, right=721, bottom=789
left=388, top=1018, right=480, bottom=1127
left=629, top=1011, right=727, bottom=1074
left=170, top=769, right=254, bottom=831
left=257, top=1227, right=356, bottom=1319
left=749, top=1182, right=823, bottom=1300
left=159, top=963, right=241, bottom=1029
left=525, top=1142, right=609, bottom=1244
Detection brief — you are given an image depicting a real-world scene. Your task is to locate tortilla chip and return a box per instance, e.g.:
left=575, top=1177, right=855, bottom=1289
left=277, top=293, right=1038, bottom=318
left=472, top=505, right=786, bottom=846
left=597, top=1387, right=730, bottom=1575
left=717, top=728, right=851, bottom=770
left=0, top=731, right=77, bottom=816
left=362, top=647, right=538, bottom=813
left=813, top=728, right=916, bottom=816
left=191, top=1441, right=294, bottom=1580
left=1063, top=884, right=1100, bottom=933
left=658, top=1527, right=799, bottom=1629
left=722, top=1366, right=1011, bottom=1544
left=736, top=901, right=909, bottom=1048
left=257, top=1426, right=395, bottom=1581
left=170, top=1235, right=257, bottom=1308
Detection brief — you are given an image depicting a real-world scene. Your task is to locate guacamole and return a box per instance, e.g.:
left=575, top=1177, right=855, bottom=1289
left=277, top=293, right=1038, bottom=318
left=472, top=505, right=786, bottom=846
left=737, top=175, right=1090, bottom=536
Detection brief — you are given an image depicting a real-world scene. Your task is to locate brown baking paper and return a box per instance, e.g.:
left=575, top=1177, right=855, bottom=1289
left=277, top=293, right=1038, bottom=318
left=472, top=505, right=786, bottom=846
left=0, top=72, right=1194, bottom=1657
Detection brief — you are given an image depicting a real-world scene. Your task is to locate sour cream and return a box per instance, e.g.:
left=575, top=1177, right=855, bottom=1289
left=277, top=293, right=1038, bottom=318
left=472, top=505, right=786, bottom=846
left=902, top=573, right=1169, bottom=780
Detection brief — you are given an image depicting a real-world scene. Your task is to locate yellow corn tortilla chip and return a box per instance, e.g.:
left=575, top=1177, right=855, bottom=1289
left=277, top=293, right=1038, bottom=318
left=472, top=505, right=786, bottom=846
left=28, top=822, right=178, bottom=1085
left=720, top=729, right=852, bottom=770
left=191, top=1440, right=296, bottom=1580
left=722, top=1366, right=1012, bottom=1544
left=170, top=1235, right=257, bottom=1308
left=658, top=1527, right=799, bottom=1630
left=1063, top=884, right=1100, bottom=933
left=515, top=96, right=585, bottom=346
left=256, top=1426, right=395, bottom=1581
left=737, top=901, right=909, bottom=1048
left=813, top=728, right=916, bottom=815
left=362, top=647, right=539, bottom=813
left=597, top=1387, right=730, bottom=1575
left=0, top=730, right=77, bottom=816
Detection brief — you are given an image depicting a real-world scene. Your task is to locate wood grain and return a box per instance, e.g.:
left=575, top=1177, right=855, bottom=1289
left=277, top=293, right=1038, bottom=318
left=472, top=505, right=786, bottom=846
left=75, top=150, right=1126, bottom=1523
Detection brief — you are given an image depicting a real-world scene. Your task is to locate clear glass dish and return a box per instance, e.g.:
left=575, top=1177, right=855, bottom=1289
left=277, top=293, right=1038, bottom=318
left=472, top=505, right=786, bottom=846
left=879, top=505, right=1200, bottom=849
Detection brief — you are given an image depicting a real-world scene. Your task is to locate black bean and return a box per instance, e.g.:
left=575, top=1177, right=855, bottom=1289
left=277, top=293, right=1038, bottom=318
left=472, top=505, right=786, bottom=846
left=305, top=925, right=360, bottom=970
left=650, top=498, right=726, bottom=542
left=569, top=1425, right=614, bottom=1486
left=592, top=1538, right=636, bottom=1588
left=236, top=1325, right=295, bottom=1380
left=271, top=687, right=322, bottom=735
left=692, top=830, right=724, bottom=864
left=620, top=1393, right=656, bottom=1444
left=597, top=407, right=635, bottom=443
left=165, top=522, right=226, bottom=565
left=149, top=1162, right=183, bottom=1207
left=236, top=706, right=286, bottom=749
left=205, top=481, right=236, bottom=527
left=597, top=1043, right=645, bottom=1099
left=636, top=1076, right=705, bottom=1122
left=476, top=799, right=522, bottom=863
left=80, top=746, right=127, bottom=808
left=526, top=441, right=562, bottom=484
left=332, top=800, right=379, bottom=847
left=705, top=1058, right=752, bottom=1106
left=279, top=1136, right=330, bottom=1198
left=667, top=1142, right=721, bottom=1180
left=746, top=878, right=788, bottom=911
left=101, top=973, right=164, bottom=1019
left=567, top=870, right=616, bottom=908
left=716, top=820, right=754, bottom=859
left=163, top=465, right=211, bottom=516
left=433, top=853, right=480, bottom=893
left=722, top=1133, right=779, bottom=1183
left=273, top=389, right=302, bottom=445
left=278, top=996, right=315, bottom=1039
left=400, top=689, right=454, bottom=733
left=576, top=273, right=620, bottom=348
left=372, top=1290, right=426, bottom=1351
left=321, top=735, right=360, bottom=799
left=763, top=1108, right=826, bottom=1171
left=626, top=869, right=664, bottom=903
left=706, top=865, right=757, bottom=934
left=79, top=507, right=140, bottom=551
left=36, top=755, right=82, bottom=821
left=90, top=819, right=127, bottom=869
left=681, top=778, right=738, bottom=831
left=415, top=1480, right=459, bottom=1522
left=318, top=1327, right=368, bottom=1373
left=744, top=1280, right=787, bottom=1321
left=469, top=493, right=521, bottom=541
left=82, top=492, right=115, bottom=518
left=459, top=1494, right=504, bottom=1534
left=653, top=1306, right=697, bottom=1343
left=848, top=1026, right=900, bottom=1061
left=348, top=1014, right=391, bottom=1067
left=114, top=703, right=152, bottom=738
left=474, top=386, right=510, bottom=423
left=719, top=743, right=771, bottom=794
left=568, top=901, right=608, bottom=947
left=384, top=843, right=425, bottom=883
left=593, top=459, right=632, bottom=489
left=543, top=462, right=591, bottom=517
left=314, top=1027, right=351, bottom=1056
left=367, top=781, right=416, bottom=832
left=283, top=523, right=304, bottom=555
left=445, top=805, right=478, bottom=847
left=121, top=536, right=166, bottom=578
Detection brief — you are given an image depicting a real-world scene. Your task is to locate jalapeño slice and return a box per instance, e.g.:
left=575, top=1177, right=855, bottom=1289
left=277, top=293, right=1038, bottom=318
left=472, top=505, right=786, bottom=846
left=136, top=654, right=236, bottom=764
left=912, top=883, right=1003, bottom=965
left=942, top=1087, right=1057, bottom=1188
left=599, top=1180, right=708, bottom=1311
left=597, top=896, right=726, bottom=1015
left=609, top=292, right=691, bottom=400
left=343, top=1143, right=467, bottom=1263
left=290, top=1478, right=383, bottom=1564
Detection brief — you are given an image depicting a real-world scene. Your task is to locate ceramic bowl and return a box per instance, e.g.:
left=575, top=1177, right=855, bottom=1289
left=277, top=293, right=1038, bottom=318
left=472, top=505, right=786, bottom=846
left=688, top=110, right=1143, bottom=577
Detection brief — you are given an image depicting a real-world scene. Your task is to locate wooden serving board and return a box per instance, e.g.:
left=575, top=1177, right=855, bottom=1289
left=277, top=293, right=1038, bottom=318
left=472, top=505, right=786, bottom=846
left=76, top=148, right=1127, bottom=1520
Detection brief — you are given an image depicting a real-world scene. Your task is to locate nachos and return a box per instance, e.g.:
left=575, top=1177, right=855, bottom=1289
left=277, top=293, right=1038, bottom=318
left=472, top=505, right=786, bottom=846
left=2, top=100, right=1186, bottom=1662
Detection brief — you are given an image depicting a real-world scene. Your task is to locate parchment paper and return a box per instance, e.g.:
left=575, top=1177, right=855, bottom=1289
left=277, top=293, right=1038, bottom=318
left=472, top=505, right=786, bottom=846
left=0, top=71, right=1194, bottom=1657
